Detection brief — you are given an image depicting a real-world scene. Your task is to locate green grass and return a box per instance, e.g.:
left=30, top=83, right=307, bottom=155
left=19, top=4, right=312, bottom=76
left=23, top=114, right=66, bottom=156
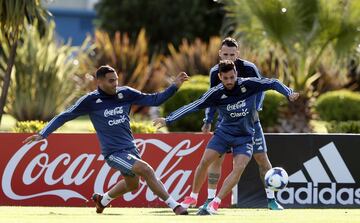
left=0, top=114, right=94, bottom=133
left=0, top=207, right=359, bottom=223
left=0, top=114, right=17, bottom=132
left=310, top=120, right=328, bottom=133
left=0, top=114, right=168, bottom=133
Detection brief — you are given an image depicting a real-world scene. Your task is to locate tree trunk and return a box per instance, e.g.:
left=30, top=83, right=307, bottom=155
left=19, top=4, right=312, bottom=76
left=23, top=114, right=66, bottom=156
left=0, top=40, right=18, bottom=126
left=265, top=95, right=313, bottom=133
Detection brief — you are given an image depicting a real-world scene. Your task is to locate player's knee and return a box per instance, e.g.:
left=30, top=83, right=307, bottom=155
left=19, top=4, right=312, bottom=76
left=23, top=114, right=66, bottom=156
left=256, top=158, right=272, bottom=172
left=254, top=153, right=271, bottom=165
left=133, top=162, right=154, bottom=176
left=142, top=164, right=154, bottom=177
left=230, top=168, right=243, bottom=180
left=199, top=159, right=212, bottom=168
left=259, top=163, right=271, bottom=173
left=127, top=181, right=139, bottom=191
left=234, top=164, right=246, bottom=173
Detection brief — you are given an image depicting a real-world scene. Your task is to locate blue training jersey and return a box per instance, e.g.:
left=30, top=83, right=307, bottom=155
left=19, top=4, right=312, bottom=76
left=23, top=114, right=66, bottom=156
left=204, top=59, right=265, bottom=124
left=166, top=78, right=292, bottom=137
left=39, top=84, right=178, bottom=157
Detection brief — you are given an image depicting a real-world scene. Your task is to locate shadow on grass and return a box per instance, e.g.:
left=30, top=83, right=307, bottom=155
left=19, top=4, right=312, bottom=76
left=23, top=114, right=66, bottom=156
left=148, top=209, right=199, bottom=216
left=29, top=212, right=124, bottom=216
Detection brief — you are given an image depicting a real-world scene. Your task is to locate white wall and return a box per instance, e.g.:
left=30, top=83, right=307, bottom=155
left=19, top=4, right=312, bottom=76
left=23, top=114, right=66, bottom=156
left=42, top=0, right=99, bottom=10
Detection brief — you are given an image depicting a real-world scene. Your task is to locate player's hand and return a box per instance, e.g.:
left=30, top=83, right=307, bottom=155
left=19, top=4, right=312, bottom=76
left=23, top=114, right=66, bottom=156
left=23, top=134, right=43, bottom=144
left=289, top=92, right=300, bottom=102
left=153, top=118, right=166, bottom=129
left=201, top=123, right=211, bottom=133
left=173, top=72, right=189, bottom=88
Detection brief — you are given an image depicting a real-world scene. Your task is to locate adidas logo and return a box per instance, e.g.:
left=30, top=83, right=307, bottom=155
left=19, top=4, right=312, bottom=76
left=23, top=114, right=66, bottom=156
left=277, top=142, right=360, bottom=205
left=220, top=94, right=228, bottom=99
left=289, top=142, right=354, bottom=184
left=96, top=98, right=102, bottom=103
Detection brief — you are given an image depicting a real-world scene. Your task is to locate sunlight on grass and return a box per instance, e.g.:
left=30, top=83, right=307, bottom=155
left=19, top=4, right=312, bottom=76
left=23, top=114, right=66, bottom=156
left=0, top=114, right=168, bottom=133
left=310, top=120, right=328, bottom=133
left=0, top=207, right=359, bottom=223
left=0, top=114, right=17, bottom=132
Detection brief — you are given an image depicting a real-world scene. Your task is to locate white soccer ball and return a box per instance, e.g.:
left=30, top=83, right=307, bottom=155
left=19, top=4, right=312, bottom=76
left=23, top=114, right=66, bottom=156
left=265, top=167, right=289, bottom=191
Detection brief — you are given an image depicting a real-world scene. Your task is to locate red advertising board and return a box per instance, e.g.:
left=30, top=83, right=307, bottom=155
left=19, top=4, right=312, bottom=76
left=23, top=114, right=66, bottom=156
left=0, top=133, right=232, bottom=207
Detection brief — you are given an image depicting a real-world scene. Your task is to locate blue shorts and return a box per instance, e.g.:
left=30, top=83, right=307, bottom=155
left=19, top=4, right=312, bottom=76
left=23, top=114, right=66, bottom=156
left=105, top=147, right=141, bottom=177
left=206, top=132, right=253, bottom=158
left=253, top=121, right=267, bottom=154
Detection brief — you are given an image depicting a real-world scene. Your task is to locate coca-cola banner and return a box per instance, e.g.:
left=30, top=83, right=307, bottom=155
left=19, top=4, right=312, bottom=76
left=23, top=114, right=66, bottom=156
left=0, top=133, right=232, bottom=207
left=237, top=134, right=360, bottom=208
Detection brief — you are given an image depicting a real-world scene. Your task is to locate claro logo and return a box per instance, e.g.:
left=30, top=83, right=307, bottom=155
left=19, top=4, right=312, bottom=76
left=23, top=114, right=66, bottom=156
left=277, top=142, right=360, bottom=205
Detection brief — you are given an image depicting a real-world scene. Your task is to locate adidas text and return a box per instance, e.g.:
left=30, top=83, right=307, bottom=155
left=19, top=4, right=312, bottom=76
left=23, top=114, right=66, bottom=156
left=277, top=183, right=360, bottom=205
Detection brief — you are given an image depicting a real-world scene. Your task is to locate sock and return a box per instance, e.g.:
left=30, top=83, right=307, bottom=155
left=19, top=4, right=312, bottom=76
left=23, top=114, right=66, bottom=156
left=265, top=188, right=275, bottom=199
left=190, top=192, right=198, bottom=200
left=101, top=192, right=114, bottom=206
left=207, top=189, right=216, bottom=199
left=165, top=196, right=179, bottom=209
left=213, top=197, right=221, bottom=204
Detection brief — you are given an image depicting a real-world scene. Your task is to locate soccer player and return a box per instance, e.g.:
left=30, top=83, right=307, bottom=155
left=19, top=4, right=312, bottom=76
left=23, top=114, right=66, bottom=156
left=200, top=37, right=283, bottom=211
left=23, top=65, right=189, bottom=215
left=153, top=60, right=299, bottom=214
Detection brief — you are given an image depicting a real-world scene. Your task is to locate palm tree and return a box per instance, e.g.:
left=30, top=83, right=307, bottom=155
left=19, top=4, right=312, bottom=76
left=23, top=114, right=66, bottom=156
left=222, top=0, right=360, bottom=131
left=0, top=0, right=48, bottom=125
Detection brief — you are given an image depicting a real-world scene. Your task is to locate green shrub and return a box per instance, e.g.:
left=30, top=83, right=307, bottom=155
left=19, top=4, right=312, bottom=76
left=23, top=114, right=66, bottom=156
left=5, top=20, right=90, bottom=121
left=259, top=91, right=288, bottom=128
left=325, top=121, right=360, bottom=133
left=315, top=90, right=360, bottom=121
left=162, top=75, right=209, bottom=132
left=163, top=37, right=221, bottom=75
left=81, top=29, right=168, bottom=94
left=130, top=121, right=157, bottom=134
left=13, top=120, right=47, bottom=133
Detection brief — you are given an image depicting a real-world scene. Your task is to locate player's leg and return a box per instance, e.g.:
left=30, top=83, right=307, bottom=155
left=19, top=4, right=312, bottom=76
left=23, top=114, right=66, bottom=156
left=106, top=175, right=139, bottom=198
left=92, top=150, right=141, bottom=214
left=181, top=134, right=228, bottom=208
left=92, top=175, right=139, bottom=213
left=131, top=155, right=188, bottom=215
left=253, top=121, right=283, bottom=210
left=207, top=153, right=251, bottom=214
left=208, top=155, right=225, bottom=199
left=197, top=154, right=225, bottom=212
left=206, top=137, right=252, bottom=214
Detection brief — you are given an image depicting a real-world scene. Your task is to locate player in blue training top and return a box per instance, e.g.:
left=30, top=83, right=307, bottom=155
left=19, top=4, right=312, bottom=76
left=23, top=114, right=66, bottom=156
left=199, top=37, right=283, bottom=212
left=153, top=60, right=299, bottom=215
left=23, top=65, right=189, bottom=215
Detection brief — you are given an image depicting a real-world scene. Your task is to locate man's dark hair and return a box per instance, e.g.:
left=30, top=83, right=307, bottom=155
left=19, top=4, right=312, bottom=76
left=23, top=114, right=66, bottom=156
left=221, top=37, right=238, bottom=48
left=219, top=60, right=236, bottom=74
left=96, top=65, right=116, bottom=79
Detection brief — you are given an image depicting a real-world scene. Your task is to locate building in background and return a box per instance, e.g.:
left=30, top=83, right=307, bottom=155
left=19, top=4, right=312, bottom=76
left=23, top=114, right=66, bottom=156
left=42, top=0, right=98, bottom=45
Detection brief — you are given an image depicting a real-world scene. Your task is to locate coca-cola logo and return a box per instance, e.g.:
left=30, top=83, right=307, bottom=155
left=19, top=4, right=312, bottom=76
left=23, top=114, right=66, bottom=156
left=104, top=106, right=123, bottom=117
left=227, top=100, right=246, bottom=111
left=2, top=138, right=204, bottom=202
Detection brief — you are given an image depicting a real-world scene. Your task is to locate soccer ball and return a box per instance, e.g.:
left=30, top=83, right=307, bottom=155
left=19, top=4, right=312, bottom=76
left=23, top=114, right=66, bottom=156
left=265, top=167, right=289, bottom=191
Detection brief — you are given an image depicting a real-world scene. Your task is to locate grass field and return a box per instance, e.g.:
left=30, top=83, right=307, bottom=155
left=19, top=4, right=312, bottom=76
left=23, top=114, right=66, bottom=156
left=1, top=207, right=359, bottom=223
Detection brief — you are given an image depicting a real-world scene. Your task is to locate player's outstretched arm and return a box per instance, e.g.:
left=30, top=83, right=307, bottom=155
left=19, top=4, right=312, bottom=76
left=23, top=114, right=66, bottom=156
left=130, top=72, right=189, bottom=106
left=23, top=134, right=43, bottom=144
left=244, top=78, right=299, bottom=101
left=153, top=117, right=166, bottom=129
